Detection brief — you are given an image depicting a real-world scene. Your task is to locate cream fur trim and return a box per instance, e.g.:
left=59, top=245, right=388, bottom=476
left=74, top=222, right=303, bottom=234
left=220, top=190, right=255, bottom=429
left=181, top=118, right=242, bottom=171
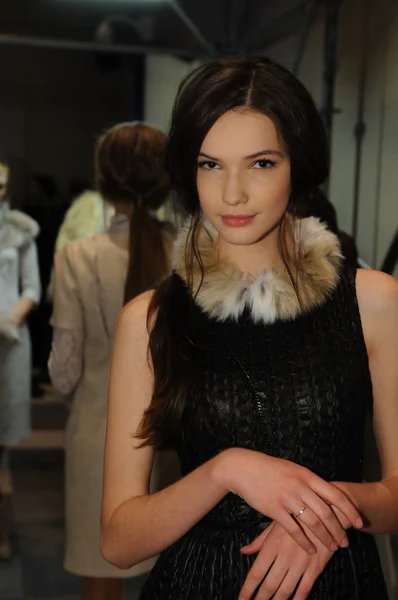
left=173, top=217, right=343, bottom=324
left=0, top=203, right=39, bottom=249
left=9, top=210, right=40, bottom=240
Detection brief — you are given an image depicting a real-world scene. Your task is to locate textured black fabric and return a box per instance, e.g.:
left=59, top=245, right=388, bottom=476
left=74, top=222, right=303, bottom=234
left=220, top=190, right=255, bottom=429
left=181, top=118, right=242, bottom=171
left=140, top=267, right=388, bottom=599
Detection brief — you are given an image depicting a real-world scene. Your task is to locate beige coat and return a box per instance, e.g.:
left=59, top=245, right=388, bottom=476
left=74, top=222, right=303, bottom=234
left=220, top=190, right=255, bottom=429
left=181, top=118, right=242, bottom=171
left=51, top=215, right=179, bottom=578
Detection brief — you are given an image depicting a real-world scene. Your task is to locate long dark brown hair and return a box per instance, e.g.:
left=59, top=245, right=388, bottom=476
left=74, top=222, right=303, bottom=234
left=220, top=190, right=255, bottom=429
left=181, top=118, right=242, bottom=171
left=95, top=123, right=171, bottom=303
left=138, top=56, right=330, bottom=450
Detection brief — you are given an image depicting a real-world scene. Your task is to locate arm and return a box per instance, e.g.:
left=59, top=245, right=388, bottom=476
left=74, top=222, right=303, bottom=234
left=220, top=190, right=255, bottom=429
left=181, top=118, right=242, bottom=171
left=101, top=292, right=230, bottom=569
left=50, top=245, right=85, bottom=385
left=101, top=293, right=362, bottom=570
left=332, top=270, right=398, bottom=534
left=11, top=241, right=41, bottom=326
left=48, top=327, right=84, bottom=395
left=9, top=297, right=36, bottom=327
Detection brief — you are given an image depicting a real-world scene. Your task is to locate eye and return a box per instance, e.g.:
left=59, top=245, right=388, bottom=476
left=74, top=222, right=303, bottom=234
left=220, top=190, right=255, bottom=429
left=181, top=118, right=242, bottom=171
left=253, top=159, right=276, bottom=169
left=198, top=160, right=220, bottom=170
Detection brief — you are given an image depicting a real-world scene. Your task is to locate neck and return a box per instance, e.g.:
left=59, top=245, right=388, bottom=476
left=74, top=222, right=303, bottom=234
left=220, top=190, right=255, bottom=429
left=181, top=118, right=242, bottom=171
left=217, top=221, right=286, bottom=275
left=173, top=216, right=343, bottom=324
left=112, top=202, right=134, bottom=218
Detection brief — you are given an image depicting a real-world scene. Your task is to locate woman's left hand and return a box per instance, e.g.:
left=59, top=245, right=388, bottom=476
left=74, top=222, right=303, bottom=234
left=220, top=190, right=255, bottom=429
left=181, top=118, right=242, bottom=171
left=238, top=521, right=334, bottom=600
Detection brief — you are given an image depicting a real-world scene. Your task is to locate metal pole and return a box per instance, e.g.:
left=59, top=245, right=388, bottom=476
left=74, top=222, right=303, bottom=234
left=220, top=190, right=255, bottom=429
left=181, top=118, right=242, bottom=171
left=293, top=0, right=320, bottom=75
left=167, top=0, right=217, bottom=56
left=227, top=0, right=250, bottom=55
left=0, top=33, right=208, bottom=60
left=381, top=229, right=398, bottom=275
left=247, top=1, right=310, bottom=52
left=321, top=0, right=341, bottom=141
left=133, top=55, right=146, bottom=122
left=351, top=0, right=369, bottom=241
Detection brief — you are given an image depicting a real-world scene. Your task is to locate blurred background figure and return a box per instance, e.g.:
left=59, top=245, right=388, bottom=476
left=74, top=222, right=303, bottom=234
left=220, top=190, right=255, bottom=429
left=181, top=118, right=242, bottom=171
left=23, top=174, right=68, bottom=396
left=0, top=159, right=41, bottom=559
left=54, top=189, right=114, bottom=255
left=24, top=174, right=66, bottom=293
left=67, top=178, right=92, bottom=207
left=48, top=123, right=174, bottom=600
left=46, top=185, right=114, bottom=305
left=45, top=188, right=115, bottom=302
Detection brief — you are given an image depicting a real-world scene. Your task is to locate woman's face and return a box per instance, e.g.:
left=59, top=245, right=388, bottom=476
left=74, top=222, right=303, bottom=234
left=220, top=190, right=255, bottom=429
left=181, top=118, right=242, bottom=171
left=0, top=168, right=9, bottom=204
left=196, top=109, right=291, bottom=247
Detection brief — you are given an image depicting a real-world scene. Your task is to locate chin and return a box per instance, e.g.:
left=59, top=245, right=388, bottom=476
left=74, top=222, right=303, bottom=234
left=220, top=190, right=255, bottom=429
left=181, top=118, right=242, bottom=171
left=220, top=232, right=260, bottom=246
left=216, top=223, right=269, bottom=246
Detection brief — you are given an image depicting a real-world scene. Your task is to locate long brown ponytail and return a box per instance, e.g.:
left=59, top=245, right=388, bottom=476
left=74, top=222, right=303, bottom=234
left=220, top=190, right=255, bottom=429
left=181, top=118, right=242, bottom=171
left=95, top=123, right=171, bottom=304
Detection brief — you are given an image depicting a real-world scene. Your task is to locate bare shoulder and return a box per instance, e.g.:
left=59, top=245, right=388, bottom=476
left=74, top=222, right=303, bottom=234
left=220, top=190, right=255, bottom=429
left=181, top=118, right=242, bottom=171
left=115, top=290, right=155, bottom=344
left=356, top=269, right=398, bottom=354
left=356, top=269, right=398, bottom=316
left=120, top=289, right=155, bottom=323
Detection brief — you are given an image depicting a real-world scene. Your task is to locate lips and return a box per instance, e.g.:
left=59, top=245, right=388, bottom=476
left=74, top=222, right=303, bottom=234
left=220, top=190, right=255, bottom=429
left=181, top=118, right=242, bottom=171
left=221, top=215, right=255, bottom=227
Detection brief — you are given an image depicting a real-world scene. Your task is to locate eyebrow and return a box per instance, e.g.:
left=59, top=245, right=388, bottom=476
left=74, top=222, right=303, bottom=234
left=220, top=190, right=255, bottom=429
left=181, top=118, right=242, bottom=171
left=198, top=149, right=285, bottom=161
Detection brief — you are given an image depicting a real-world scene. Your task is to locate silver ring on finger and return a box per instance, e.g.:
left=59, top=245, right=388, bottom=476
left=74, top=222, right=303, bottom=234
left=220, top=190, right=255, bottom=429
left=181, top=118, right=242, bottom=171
left=295, top=505, right=308, bottom=519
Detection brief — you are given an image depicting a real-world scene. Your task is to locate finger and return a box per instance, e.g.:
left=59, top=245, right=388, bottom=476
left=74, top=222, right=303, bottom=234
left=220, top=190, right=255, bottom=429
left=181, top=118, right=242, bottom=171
left=279, top=515, right=317, bottom=555
left=292, top=567, right=318, bottom=600
left=291, top=501, right=338, bottom=552
left=241, top=525, right=274, bottom=554
left=238, top=548, right=275, bottom=600
left=310, top=478, right=363, bottom=529
left=241, top=533, right=268, bottom=555
left=332, top=503, right=351, bottom=529
left=301, top=491, right=349, bottom=549
left=272, top=563, right=309, bottom=600
left=254, top=559, right=289, bottom=600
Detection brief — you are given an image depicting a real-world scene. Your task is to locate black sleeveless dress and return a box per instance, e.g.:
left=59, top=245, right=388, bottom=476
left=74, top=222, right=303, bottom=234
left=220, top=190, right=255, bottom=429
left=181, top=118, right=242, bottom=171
left=139, top=266, right=388, bottom=599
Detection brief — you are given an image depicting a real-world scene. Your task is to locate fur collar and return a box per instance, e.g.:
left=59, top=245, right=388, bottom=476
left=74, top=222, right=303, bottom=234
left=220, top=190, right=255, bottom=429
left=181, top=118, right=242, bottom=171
left=0, top=202, right=40, bottom=249
left=173, top=216, right=343, bottom=324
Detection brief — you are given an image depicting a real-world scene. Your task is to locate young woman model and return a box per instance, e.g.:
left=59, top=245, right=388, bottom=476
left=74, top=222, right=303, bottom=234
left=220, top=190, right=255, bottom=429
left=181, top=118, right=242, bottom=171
left=0, top=159, right=41, bottom=560
left=49, top=123, right=173, bottom=600
left=101, top=57, right=398, bottom=599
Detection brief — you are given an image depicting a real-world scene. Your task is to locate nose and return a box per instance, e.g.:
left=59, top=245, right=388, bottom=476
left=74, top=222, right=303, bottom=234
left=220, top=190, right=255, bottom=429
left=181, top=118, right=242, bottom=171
left=222, top=172, right=248, bottom=207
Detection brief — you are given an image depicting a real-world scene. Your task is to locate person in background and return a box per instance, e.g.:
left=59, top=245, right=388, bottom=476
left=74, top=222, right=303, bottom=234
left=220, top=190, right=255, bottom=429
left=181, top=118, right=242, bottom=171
left=49, top=123, right=175, bottom=600
left=54, top=189, right=114, bottom=254
left=0, top=159, right=41, bottom=559
left=67, top=178, right=92, bottom=206
left=45, top=189, right=115, bottom=301
left=24, top=174, right=66, bottom=395
left=24, top=174, right=64, bottom=292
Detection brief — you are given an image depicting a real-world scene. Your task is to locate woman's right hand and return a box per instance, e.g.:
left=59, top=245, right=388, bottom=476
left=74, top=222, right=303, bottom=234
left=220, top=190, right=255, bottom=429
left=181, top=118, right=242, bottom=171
left=220, top=448, right=363, bottom=554
left=239, top=521, right=334, bottom=600
left=0, top=317, right=20, bottom=344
